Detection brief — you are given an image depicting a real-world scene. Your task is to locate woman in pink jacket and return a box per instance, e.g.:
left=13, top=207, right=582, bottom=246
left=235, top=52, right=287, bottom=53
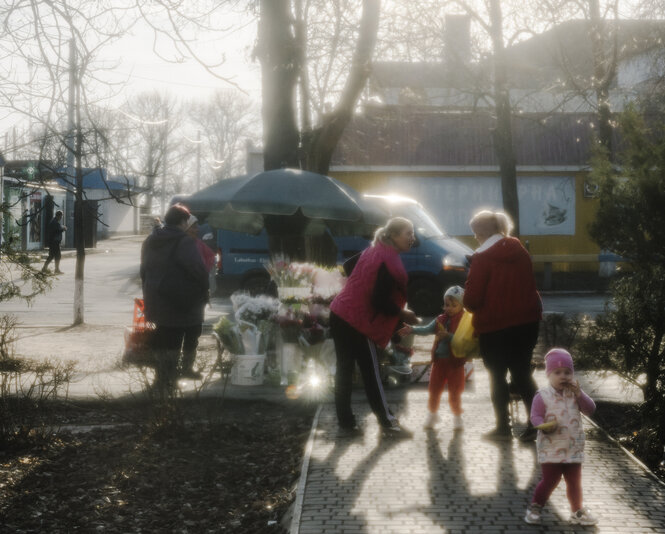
left=463, top=210, right=542, bottom=441
left=330, top=217, right=418, bottom=439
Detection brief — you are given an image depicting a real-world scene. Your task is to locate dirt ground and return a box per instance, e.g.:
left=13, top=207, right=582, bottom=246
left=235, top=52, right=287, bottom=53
left=2, top=322, right=317, bottom=533
left=0, top=398, right=316, bottom=534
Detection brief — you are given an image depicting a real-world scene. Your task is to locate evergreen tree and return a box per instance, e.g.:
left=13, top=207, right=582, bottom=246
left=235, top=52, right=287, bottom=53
left=582, top=104, right=665, bottom=466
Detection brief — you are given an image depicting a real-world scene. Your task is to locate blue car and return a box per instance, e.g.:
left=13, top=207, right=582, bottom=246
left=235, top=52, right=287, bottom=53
left=212, top=194, right=473, bottom=316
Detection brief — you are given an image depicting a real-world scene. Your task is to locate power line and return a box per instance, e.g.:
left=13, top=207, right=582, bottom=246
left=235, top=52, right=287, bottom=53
left=183, top=134, right=203, bottom=144
left=110, top=106, right=168, bottom=125
left=114, top=70, right=231, bottom=90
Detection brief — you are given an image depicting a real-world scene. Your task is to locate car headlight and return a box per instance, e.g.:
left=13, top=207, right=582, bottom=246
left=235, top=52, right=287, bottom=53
left=442, top=254, right=467, bottom=271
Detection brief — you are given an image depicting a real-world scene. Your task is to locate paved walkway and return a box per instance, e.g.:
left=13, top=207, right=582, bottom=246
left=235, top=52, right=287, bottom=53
left=291, top=363, right=665, bottom=534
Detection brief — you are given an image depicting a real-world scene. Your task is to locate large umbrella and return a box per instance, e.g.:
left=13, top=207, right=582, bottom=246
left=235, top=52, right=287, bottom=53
left=184, top=168, right=388, bottom=237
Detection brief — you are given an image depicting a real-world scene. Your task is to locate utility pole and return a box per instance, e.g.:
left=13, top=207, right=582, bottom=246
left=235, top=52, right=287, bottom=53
left=65, top=38, right=76, bottom=249
left=196, top=130, right=201, bottom=191
left=160, top=107, right=169, bottom=215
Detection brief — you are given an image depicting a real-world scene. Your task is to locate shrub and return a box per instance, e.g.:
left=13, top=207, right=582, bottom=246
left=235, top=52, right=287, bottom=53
left=584, top=104, right=665, bottom=455
left=0, top=315, right=75, bottom=447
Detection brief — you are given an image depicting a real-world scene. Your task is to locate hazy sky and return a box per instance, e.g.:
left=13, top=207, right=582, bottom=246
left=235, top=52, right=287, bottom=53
left=1, top=7, right=261, bottom=138
left=107, top=18, right=261, bottom=105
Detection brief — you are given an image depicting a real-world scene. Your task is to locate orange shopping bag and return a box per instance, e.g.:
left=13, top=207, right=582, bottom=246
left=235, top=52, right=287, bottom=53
left=122, top=298, right=156, bottom=367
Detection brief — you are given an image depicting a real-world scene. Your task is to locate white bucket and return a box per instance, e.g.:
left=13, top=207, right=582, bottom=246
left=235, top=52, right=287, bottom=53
left=231, top=354, right=266, bottom=386
left=280, top=342, right=303, bottom=386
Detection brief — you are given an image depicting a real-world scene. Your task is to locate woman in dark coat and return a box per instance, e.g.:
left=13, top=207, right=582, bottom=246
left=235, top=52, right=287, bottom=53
left=140, top=204, right=209, bottom=391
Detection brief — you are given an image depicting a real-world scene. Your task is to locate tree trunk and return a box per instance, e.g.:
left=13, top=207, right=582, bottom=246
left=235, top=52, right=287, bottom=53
left=589, top=0, right=617, bottom=156
left=73, top=85, right=85, bottom=326
left=302, top=0, right=380, bottom=176
left=489, top=0, right=520, bottom=236
left=257, top=0, right=300, bottom=171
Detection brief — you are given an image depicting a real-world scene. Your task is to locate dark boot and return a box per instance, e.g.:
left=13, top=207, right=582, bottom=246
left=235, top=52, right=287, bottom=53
left=180, top=349, right=202, bottom=379
left=519, top=423, right=538, bottom=442
left=483, top=405, right=512, bottom=441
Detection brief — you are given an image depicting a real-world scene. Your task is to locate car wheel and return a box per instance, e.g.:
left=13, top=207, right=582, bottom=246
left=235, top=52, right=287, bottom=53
left=408, top=278, right=442, bottom=317
left=242, top=274, right=276, bottom=297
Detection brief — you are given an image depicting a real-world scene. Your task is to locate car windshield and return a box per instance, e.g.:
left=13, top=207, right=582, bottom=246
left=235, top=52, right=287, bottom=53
left=395, top=203, right=446, bottom=239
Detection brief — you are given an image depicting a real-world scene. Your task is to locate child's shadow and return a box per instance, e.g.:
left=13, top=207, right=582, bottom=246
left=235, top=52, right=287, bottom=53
left=388, top=430, right=598, bottom=532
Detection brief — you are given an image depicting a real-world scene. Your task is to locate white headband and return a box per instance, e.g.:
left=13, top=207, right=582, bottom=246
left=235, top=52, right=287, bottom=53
left=185, top=214, right=198, bottom=229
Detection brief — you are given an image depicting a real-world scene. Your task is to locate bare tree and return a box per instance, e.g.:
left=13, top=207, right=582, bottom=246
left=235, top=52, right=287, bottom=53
left=297, top=0, right=382, bottom=175
left=1, top=0, right=136, bottom=325
left=533, top=0, right=620, bottom=153
left=403, top=0, right=521, bottom=234
left=123, top=91, right=181, bottom=214
left=188, top=89, right=260, bottom=183
left=253, top=0, right=381, bottom=175
left=135, top=1, right=381, bottom=176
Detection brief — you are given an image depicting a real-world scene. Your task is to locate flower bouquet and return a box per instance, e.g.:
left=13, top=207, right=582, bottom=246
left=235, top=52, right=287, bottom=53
left=265, top=256, right=315, bottom=301
left=274, top=305, right=303, bottom=344
left=265, top=255, right=314, bottom=288
left=213, top=316, right=244, bottom=355
left=213, top=293, right=280, bottom=355
left=215, top=293, right=281, bottom=386
left=310, top=265, right=345, bottom=303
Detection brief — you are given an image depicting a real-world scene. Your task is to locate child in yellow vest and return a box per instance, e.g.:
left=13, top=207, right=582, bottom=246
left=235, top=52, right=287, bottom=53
left=399, top=286, right=467, bottom=430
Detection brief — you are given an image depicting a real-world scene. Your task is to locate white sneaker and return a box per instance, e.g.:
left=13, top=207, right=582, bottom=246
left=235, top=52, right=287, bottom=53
left=524, top=503, right=542, bottom=524
left=570, top=507, right=598, bottom=525
left=453, top=414, right=464, bottom=430
left=423, top=412, right=440, bottom=429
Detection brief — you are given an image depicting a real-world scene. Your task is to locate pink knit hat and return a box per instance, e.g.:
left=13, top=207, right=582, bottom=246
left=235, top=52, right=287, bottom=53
left=545, top=348, right=574, bottom=375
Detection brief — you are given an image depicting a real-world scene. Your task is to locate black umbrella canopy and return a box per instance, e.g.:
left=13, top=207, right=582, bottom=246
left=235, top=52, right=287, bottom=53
left=184, top=174, right=250, bottom=212
left=185, top=168, right=387, bottom=236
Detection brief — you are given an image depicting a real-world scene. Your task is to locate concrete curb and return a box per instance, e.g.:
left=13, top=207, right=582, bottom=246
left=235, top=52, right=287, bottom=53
left=584, top=413, right=665, bottom=489
left=289, top=403, right=322, bottom=534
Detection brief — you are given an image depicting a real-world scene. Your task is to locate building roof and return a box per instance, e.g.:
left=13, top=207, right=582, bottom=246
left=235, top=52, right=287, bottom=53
left=4, top=160, right=56, bottom=180
left=332, top=108, right=616, bottom=167
left=55, top=168, right=140, bottom=192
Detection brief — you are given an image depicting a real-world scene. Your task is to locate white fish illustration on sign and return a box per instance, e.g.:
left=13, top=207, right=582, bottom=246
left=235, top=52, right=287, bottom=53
left=543, top=203, right=567, bottom=226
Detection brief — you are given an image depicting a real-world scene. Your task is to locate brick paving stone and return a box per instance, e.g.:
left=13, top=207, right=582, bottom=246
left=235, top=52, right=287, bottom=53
left=292, top=361, right=665, bottom=534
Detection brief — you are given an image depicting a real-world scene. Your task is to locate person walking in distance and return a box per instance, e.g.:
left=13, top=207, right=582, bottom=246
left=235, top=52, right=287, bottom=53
left=42, top=210, right=67, bottom=274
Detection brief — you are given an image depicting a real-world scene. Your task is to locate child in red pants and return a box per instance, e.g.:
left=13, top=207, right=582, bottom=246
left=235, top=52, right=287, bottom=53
left=524, top=348, right=598, bottom=526
left=399, top=285, right=467, bottom=430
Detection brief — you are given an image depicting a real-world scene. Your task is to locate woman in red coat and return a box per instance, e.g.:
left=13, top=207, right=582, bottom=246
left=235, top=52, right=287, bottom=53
left=463, top=210, right=542, bottom=441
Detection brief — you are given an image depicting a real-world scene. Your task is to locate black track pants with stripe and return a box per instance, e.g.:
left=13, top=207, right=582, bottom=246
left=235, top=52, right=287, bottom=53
left=330, top=311, right=397, bottom=429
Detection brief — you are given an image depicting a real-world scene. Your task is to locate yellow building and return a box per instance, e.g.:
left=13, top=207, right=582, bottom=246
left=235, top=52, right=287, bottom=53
left=329, top=108, right=616, bottom=288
